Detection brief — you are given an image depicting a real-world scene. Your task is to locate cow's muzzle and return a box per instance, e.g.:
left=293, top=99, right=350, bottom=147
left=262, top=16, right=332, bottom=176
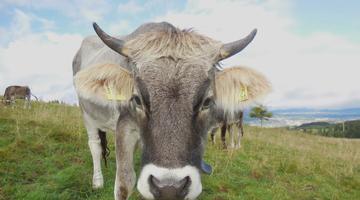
left=149, top=175, right=191, bottom=200
left=137, top=164, right=202, bottom=200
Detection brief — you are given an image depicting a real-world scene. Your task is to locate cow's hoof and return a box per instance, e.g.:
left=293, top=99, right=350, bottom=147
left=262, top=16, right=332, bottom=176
left=93, top=175, right=104, bottom=189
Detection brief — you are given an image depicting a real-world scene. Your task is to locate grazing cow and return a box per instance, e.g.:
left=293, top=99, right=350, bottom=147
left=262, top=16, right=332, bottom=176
left=3, top=85, right=35, bottom=108
left=210, top=111, right=244, bottom=149
left=73, top=22, right=271, bottom=200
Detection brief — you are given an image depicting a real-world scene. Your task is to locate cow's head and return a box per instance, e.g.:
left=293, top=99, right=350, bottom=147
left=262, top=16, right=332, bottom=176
left=75, top=22, right=270, bottom=200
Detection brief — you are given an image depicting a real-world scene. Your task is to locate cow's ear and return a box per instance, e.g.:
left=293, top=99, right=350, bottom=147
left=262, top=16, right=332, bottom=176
left=74, top=64, right=133, bottom=105
left=214, top=66, right=271, bottom=113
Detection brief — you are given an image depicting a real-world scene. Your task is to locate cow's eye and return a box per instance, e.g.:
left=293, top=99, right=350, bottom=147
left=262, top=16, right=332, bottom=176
left=131, top=95, right=142, bottom=109
left=202, top=97, right=213, bottom=110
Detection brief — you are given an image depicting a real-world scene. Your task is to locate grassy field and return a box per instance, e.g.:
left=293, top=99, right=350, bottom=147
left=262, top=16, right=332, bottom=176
left=0, top=101, right=359, bottom=200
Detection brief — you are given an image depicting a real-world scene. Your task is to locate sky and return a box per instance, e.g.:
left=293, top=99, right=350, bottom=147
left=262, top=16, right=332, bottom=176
left=0, top=0, right=359, bottom=109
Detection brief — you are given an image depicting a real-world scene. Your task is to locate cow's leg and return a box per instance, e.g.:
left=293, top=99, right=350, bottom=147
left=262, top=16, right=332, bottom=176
left=114, top=119, right=139, bottom=200
left=27, top=95, right=31, bottom=109
left=23, top=99, right=27, bottom=109
left=221, top=124, right=227, bottom=149
left=235, top=122, right=243, bottom=149
left=210, top=127, right=218, bottom=145
left=23, top=97, right=27, bottom=109
left=229, top=124, right=236, bottom=149
left=235, top=113, right=244, bottom=149
left=24, top=95, right=30, bottom=109
left=4, top=99, right=10, bottom=106
left=88, top=130, right=104, bottom=189
left=11, top=96, right=15, bottom=109
left=83, top=113, right=104, bottom=189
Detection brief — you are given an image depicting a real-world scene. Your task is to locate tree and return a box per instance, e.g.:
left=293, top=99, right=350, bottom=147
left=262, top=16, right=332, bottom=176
left=249, top=105, right=273, bottom=127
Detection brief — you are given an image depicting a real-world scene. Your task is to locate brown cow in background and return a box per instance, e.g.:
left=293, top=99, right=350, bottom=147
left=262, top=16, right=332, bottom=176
left=3, top=85, right=37, bottom=108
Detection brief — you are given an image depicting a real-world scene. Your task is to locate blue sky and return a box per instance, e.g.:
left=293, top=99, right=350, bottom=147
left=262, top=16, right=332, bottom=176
left=1, top=0, right=359, bottom=41
left=0, top=0, right=359, bottom=108
left=292, top=0, right=360, bottom=43
left=0, top=0, right=186, bottom=38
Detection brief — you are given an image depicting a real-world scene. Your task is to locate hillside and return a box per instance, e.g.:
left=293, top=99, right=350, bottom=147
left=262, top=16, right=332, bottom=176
left=0, top=101, right=359, bottom=200
left=297, top=122, right=332, bottom=129
left=295, top=120, right=360, bottom=138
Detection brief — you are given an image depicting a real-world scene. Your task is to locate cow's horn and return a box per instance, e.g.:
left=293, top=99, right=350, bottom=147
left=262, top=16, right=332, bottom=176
left=93, top=22, right=129, bottom=57
left=201, top=160, right=213, bottom=175
left=219, top=29, right=257, bottom=60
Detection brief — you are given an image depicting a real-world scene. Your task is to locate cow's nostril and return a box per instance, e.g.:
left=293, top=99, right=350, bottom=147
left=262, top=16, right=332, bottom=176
left=148, top=175, right=191, bottom=199
left=177, top=176, right=191, bottom=197
left=149, top=175, right=161, bottom=198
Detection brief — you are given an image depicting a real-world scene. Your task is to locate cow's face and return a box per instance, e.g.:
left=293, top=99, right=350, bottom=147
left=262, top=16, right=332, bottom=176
left=74, top=22, right=270, bottom=200
left=131, top=58, right=217, bottom=200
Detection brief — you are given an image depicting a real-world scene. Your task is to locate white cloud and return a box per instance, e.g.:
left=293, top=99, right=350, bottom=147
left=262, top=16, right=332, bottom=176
left=0, top=31, right=82, bottom=102
left=11, top=9, right=32, bottom=37
left=0, top=8, right=83, bottom=102
left=108, top=20, right=131, bottom=35
left=118, top=0, right=144, bottom=14
left=0, top=7, right=104, bottom=103
left=153, top=0, right=360, bottom=109
left=2, top=0, right=110, bottom=23
left=0, top=9, right=56, bottom=46
left=78, top=4, right=109, bottom=22
left=32, top=14, right=55, bottom=30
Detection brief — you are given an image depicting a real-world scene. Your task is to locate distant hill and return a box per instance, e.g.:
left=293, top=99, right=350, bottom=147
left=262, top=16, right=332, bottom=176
left=298, top=121, right=333, bottom=128
left=342, top=120, right=360, bottom=138
left=294, top=120, right=360, bottom=138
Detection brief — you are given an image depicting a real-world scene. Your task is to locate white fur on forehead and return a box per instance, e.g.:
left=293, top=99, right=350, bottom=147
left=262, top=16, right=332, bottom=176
left=215, top=66, right=271, bottom=116
left=74, top=63, right=133, bottom=106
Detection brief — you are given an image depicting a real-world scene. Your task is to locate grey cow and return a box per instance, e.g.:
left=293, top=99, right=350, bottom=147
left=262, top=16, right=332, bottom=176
left=210, top=111, right=244, bottom=149
left=73, top=22, right=271, bottom=200
left=3, top=85, right=35, bottom=108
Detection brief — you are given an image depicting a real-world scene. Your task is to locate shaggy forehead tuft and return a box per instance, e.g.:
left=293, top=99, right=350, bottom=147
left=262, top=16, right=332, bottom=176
left=124, top=24, right=222, bottom=63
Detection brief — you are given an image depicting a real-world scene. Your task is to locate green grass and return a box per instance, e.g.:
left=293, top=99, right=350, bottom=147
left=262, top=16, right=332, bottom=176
left=0, top=101, right=359, bottom=200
